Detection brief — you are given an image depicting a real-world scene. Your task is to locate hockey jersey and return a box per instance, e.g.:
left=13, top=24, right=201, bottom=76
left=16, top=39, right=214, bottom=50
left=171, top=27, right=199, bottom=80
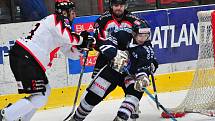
left=16, top=14, right=83, bottom=71
left=92, top=11, right=149, bottom=77
left=94, top=10, right=148, bottom=49
left=128, top=40, right=158, bottom=76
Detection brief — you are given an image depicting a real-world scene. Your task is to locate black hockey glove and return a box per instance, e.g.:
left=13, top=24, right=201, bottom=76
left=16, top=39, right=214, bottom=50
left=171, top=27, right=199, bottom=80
left=78, top=31, right=95, bottom=51
left=151, top=59, right=159, bottom=73
left=80, top=30, right=90, bottom=40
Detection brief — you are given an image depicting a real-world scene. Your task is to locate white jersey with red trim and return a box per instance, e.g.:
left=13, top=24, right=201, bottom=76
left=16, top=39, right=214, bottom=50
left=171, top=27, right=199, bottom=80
left=16, top=14, right=83, bottom=71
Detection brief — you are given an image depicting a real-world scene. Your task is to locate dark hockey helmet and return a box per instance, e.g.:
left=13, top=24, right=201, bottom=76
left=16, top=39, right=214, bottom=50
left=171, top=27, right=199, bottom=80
left=109, top=0, right=128, bottom=8
left=132, top=24, right=151, bottom=43
left=132, top=24, right=150, bottom=34
left=55, top=0, right=75, bottom=14
left=112, top=30, right=132, bottom=50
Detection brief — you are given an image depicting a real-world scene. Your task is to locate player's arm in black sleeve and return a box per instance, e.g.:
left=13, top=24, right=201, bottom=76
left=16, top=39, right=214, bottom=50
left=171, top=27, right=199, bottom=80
left=96, top=36, right=117, bottom=60
left=93, top=16, right=109, bottom=51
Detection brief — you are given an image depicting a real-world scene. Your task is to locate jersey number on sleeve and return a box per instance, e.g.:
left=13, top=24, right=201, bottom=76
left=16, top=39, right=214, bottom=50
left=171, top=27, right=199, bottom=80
left=26, top=23, right=41, bottom=40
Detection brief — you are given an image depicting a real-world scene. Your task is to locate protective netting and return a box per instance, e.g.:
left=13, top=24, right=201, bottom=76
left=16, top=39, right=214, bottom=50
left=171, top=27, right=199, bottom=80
left=169, top=10, right=215, bottom=115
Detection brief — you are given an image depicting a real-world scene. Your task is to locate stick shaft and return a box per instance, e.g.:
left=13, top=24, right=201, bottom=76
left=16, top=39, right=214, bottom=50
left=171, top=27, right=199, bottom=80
left=64, top=51, right=89, bottom=121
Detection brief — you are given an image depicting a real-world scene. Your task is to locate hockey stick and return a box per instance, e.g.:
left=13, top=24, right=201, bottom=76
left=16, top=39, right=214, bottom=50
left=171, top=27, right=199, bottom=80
left=143, top=88, right=177, bottom=121
left=63, top=50, right=89, bottom=121
left=150, top=71, right=159, bottom=110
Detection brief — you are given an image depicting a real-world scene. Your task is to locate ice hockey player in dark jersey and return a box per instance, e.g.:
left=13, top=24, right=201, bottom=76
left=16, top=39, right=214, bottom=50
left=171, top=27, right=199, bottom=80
left=70, top=30, right=132, bottom=121
left=0, top=0, right=95, bottom=121
left=70, top=25, right=158, bottom=121
left=127, top=25, right=158, bottom=81
left=113, top=25, right=159, bottom=121
left=93, top=0, right=150, bottom=78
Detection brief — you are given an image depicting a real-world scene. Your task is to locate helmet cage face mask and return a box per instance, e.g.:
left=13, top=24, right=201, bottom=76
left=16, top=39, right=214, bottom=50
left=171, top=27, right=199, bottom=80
left=133, top=28, right=151, bottom=43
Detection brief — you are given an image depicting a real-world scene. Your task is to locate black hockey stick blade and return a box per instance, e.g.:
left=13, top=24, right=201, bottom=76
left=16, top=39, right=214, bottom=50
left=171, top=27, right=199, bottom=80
left=63, top=50, right=89, bottom=121
left=143, top=88, right=177, bottom=121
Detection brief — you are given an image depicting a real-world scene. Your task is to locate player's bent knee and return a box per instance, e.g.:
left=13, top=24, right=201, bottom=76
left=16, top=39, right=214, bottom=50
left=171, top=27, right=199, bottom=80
left=27, top=84, right=51, bottom=109
left=85, top=90, right=103, bottom=106
left=126, top=84, right=143, bottom=100
left=87, top=76, right=111, bottom=100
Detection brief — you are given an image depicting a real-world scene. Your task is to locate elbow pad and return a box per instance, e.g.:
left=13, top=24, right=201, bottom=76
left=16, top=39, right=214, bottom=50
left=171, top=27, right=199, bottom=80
left=99, top=44, right=117, bottom=59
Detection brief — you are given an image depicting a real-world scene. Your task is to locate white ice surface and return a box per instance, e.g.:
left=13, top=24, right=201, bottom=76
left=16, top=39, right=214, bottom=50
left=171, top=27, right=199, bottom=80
left=31, top=90, right=215, bottom=121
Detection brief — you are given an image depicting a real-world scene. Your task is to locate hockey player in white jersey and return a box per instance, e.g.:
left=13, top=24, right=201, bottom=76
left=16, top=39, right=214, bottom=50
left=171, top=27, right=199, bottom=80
left=0, top=0, right=95, bottom=121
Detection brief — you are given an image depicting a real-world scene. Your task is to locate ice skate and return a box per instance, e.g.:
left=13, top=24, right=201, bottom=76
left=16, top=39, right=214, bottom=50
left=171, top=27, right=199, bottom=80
left=69, top=114, right=82, bottom=121
left=113, top=116, right=127, bottom=121
left=0, top=110, right=5, bottom=121
left=69, top=117, right=76, bottom=121
left=0, top=111, right=3, bottom=121
left=130, top=104, right=141, bottom=120
left=68, top=115, right=77, bottom=121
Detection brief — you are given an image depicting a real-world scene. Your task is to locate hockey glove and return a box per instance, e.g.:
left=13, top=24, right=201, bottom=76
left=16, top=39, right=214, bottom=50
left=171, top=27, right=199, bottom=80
left=134, top=74, right=150, bottom=92
left=151, top=59, right=159, bottom=73
left=78, top=31, right=96, bottom=50
left=110, top=50, right=129, bottom=73
left=80, top=31, right=90, bottom=40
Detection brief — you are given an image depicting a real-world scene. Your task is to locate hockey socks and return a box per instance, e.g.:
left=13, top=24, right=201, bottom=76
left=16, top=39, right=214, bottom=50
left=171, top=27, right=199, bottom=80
left=73, top=98, right=95, bottom=121
left=117, top=95, right=140, bottom=120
